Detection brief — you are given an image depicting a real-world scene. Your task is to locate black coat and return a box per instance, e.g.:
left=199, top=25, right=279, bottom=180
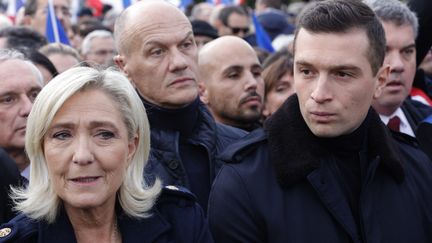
left=401, top=98, right=432, bottom=160
left=144, top=99, right=246, bottom=211
left=0, top=149, right=20, bottom=224
left=0, top=187, right=213, bottom=243
left=208, top=96, right=432, bottom=243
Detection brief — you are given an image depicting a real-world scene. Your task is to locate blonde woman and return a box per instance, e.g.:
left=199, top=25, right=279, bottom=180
left=0, top=67, right=212, bottom=243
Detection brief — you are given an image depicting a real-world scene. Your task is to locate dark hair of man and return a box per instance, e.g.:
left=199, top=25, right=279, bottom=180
left=24, top=0, right=38, bottom=16
left=0, top=26, right=47, bottom=50
left=262, top=48, right=294, bottom=98
left=218, top=5, right=249, bottom=27
left=293, top=0, right=386, bottom=75
left=25, top=50, right=58, bottom=77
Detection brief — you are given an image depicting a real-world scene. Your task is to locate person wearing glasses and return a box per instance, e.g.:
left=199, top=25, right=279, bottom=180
left=214, top=5, right=251, bottom=39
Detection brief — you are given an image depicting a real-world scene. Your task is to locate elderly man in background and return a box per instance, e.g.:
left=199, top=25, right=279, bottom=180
left=81, top=30, right=116, bottom=68
left=0, top=49, right=43, bottom=224
left=365, top=0, right=432, bottom=161
left=113, top=0, right=245, bottom=212
left=0, top=49, right=43, bottom=178
left=199, top=36, right=264, bottom=131
left=365, top=0, right=432, bottom=136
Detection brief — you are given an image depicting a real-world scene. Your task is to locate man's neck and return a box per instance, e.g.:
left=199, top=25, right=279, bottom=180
left=5, top=148, right=29, bottom=172
left=143, top=96, right=200, bottom=136
left=373, top=103, right=400, bottom=117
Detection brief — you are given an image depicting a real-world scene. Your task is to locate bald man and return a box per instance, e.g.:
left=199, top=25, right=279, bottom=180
left=113, top=1, right=245, bottom=212
left=199, top=36, right=264, bottom=131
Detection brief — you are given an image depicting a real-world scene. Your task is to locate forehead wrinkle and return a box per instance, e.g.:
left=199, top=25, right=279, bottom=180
left=120, top=20, right=192, bottom=55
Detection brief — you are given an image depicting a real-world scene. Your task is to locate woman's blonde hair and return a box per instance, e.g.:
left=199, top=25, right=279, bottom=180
left=12, top=66, right=161, bottom=223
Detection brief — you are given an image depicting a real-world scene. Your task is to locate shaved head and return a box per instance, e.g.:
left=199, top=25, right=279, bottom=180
left=114, top=0, right=191, bottom=56
left=199, top=36, right=256, bottom=82
left=198, top=36, right=264, bottom=130
left=113, top=0, right=199, bottom=109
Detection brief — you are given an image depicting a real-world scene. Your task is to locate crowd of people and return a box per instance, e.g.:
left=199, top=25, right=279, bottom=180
left=0, top=0, right=431, bottom=242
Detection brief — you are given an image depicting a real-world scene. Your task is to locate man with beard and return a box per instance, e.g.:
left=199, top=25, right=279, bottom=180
left=199, top=36, right=264, bottom=131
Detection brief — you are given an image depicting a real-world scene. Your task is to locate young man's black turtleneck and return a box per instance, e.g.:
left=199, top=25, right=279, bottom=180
left=142, top=97, right=211, bottom=212
left=316, top=111, right=371, bottom=237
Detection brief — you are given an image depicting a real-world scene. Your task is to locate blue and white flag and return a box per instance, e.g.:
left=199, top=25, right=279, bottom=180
left=252, top=12, right=274, bottom=53
left=46, top=0, right=70, bottom=45
left=6, top=0, right=25, bottom=18
left=122, top=0, right=132, bottom=8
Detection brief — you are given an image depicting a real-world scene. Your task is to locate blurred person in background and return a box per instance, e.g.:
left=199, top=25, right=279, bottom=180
left=40, top=43, right=81, bottom=73
left=191, top=19, right=218, bottom=50
left=190, top=2, right=214, bottom=23
left=261, top=48, right=294, bottom=119
left=81, top=30, right=115, bottom=68
left=23, top=0, right=73, bottom=41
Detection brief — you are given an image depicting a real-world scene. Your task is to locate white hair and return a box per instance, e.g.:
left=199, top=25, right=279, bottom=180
left=12, top=66, right=161, bottom=223
left=81, top=30, right=114, bottom=55
left=0, top=48, right=43, bottom=86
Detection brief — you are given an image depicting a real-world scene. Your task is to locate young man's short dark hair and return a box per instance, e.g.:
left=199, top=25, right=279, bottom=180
left=293, top=0, right=385, bottom=75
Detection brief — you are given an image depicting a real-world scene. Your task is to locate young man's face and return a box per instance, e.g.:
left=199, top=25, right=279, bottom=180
left=294, top=28, right=387, bottom=137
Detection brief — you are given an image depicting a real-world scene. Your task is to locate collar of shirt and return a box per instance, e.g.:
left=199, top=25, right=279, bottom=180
left=379, top=107, right=415, bottom=137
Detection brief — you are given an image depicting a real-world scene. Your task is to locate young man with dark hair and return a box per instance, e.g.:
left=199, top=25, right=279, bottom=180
left=208, top=0, right=432, bottom=242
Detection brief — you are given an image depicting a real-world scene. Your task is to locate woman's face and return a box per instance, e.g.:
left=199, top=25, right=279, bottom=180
left=263, top=72, right=295, bottom=119
left=44, top=89, right=137, bottom=211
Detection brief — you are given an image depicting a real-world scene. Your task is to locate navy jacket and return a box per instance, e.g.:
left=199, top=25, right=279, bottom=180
left=208, top=96, right=432, bottom=243
left=144, top=98, right=246, bottom=211
left=0, top=149, right=20, bottom=224
left=401, top=99, right=432, bottom=160
left=0, top=187, right=213, bottom=243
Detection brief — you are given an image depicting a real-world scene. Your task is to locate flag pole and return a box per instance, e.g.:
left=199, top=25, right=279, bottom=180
left=48, top=0, right=60, bottom=43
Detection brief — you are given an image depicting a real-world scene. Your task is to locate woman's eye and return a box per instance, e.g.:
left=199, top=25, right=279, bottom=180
left=97, top=131, right=115, bottom=139
left=53, top=131, right=71, bottom=140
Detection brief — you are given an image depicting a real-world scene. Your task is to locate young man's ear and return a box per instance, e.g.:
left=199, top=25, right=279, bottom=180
left=373, top=64, right=390, bottom=99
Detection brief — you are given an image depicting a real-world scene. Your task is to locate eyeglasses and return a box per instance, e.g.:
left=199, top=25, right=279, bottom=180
left=229, top=26, right=250, bottom=35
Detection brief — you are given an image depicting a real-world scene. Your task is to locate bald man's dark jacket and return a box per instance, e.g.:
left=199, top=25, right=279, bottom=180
left=143, top=97, right=246, bottom=212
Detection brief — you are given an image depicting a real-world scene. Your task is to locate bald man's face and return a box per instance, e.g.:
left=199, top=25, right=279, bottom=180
left=199, top=38, right=264, bottom=129
left=115, top=2, right=199, bottom=109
